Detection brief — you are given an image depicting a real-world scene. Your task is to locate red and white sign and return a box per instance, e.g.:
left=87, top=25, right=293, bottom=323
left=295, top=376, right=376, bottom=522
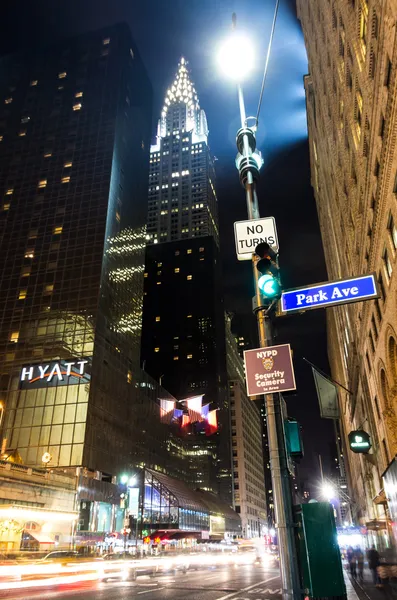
left=244, top=344, right=296, bottom=397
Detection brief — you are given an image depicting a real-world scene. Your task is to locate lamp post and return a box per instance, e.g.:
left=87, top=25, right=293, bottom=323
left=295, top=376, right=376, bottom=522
left=120, top=472, right=141, bottom=554
left=218, top=16, right=301, bottom=600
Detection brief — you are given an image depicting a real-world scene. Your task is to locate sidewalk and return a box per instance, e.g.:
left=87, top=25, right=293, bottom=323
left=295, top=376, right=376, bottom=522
left=345, top=567, right=397, bottom=600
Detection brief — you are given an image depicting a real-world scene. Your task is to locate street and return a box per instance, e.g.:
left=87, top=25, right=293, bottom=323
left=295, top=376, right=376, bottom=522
left=2, top=564, right=282, bottom=600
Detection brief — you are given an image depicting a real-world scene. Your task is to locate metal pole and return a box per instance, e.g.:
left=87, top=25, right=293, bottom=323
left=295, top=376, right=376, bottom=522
left=237, top=84, right=301, bottom=600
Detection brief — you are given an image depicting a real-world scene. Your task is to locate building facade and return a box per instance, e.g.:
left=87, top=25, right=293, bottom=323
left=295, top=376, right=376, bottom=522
left=225, top=316, right=267, bottom=537
left=141, top=59, right=232, bottom=503
left=0, top=24, right=200, bottom=551
left=297, top=0, right=397, bottom=545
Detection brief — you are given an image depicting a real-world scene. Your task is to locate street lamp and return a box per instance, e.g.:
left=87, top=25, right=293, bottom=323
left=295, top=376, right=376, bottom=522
left=321, top=482, right=336, bottom=502
left=217, top=14, right=300, bottom=600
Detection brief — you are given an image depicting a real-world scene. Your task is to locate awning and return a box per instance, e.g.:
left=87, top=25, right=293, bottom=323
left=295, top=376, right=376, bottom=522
left=28, top=532, right=54, bottom=544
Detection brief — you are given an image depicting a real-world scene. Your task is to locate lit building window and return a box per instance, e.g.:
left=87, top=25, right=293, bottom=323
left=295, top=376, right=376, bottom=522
left=187, top=249, right=192, bottom=254
left=187, top=275, right=192, bottom=280
left=0, top=136, right=3, bottom=142
left=144, top=272, right=148, bottom=278
left=73, top=103, right=82, bottom=111
left=9, top=331, right=19, bottom=343
left=127, top=370, right=132, bottom=384
left=175, top=250, right=180, bottom=256
left=154, top=347, right=160, bottom=353
left=61, top=176, right=70, bottom=184
left=157, top=262, right=162, bottom=267
left=21, top=116, right=30, bottom=124
left=2, top=203, right=10, bottom=211
left=115, top=211, right=120, bottom=222
left=103, top=37, right=110, bottom=45
left=38, top=179, right=47, bottom=189
left=21, top=267, right=31, bottom=277
left=187, top=354, right=193, bottom=359
left=75, top=92, right=83, bottom=98
left=64, top=161, right=72, bottom=168
left=44, top=152, right=52, bottom=158
left=18, top=130, right=26, bottom=137
left=44, top=284, right=54, bottom=295
left=187, top=314, right=192, bottom=318
left=5, top=188, right=13, bottom=195
left=30, top=80, right=38, bottom=86
left=157, top=281, right=161, bottom=285
left=4, top=97, right=12, bottom=105
left=24, top=250, right=34, bottom=259
left=174, top=268, right=180, bottom=273
left=58, top=72, right=67, bottom=79
left=199, top=247, right=204, bottom=252
left=155, top=316, right=161, bottom=322
left=53, top=226, right=63, bottom=235
left=18, top=290, right=27, bottom=300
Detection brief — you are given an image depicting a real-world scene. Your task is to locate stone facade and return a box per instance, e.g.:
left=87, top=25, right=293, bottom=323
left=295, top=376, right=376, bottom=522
left=297, top=0, right=397, bottom=543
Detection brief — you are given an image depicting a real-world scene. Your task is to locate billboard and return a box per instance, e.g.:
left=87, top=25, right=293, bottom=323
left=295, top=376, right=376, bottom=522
left=244, top=344, right=296, bottom=397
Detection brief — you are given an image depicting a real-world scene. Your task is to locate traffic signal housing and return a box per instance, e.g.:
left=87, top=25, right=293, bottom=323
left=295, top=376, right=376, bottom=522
left=255, top=242, right=281, bottom=301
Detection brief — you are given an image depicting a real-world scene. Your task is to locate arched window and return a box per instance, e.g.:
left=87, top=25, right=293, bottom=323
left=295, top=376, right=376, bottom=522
left=388, top=337, right=397, bottom=384
left=380, top=369, right=390, bottom=407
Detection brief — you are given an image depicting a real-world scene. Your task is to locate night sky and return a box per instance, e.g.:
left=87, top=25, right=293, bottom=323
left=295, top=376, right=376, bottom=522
left=0, top=0, right=336, bottom=490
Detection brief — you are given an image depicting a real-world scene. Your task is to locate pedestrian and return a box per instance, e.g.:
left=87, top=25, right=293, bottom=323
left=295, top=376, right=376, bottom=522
left=367, top=545, right=381, bottom=586
left=347, top=546, right=357, bottom=578
left=356, top=547, right=364, bottom=582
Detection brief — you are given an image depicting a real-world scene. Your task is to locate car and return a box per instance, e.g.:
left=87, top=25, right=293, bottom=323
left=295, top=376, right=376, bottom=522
left=99, top=554, right=151, bottom=582
left=41, top=551, right=79, bottom=562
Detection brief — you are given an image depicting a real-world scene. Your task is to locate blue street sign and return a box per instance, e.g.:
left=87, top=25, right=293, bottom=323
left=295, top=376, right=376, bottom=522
left=281, top=273, right=379, bottom=313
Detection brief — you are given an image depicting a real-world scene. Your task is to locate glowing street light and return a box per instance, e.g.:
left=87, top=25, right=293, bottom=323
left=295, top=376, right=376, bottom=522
left=322, top=482, right=337, bottom=502
left=216, top=32, right=255, bottom=81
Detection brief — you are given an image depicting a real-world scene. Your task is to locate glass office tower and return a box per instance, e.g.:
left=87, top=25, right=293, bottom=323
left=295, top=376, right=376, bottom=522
left=0, top=23, right=178, bottom=479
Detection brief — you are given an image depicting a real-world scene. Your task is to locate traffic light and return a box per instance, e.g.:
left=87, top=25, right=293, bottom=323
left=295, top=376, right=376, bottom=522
left=255, top=242, right=281, bottom=300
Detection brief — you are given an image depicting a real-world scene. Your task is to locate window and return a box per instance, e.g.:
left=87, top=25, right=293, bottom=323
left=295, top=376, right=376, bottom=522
left=21, top=116, right=30, bottom=124
left=38, top=179, right=47, bottom=189
left=44, top=151, right=52, bottom=158
left=175, top=250, right=180, bottom=256
left=187, top=249, right=192, bottom=254
left=18, top=130, right=26, bottom=137
left=75, top=92, right=83, bottom=98
left=374, top=396, right=381, bottom=421
left=64, top=161, right=72, bottom=168
left=58, top=72, right=67, bottom=79
left=154, top=347, right=160, bottom=353
left=102, top=37, right=110, bottom=45
left=61, top=176, right=70, bottom=183
left=187, top=275, right=192, bottom=280
left=187, top=354, right=193, bottom=359
left=372, top=315, right=378, bottom=340
left=21, top=266, right=31, bottom=277
left=155, top=316, right=160, bottom=322
left=187, top=314, right=192, bottom=318
left=369, top=330, right=375, bottom=353
left=4, top=97, right=12, bottom=105
left=174, top=268, right=180, bottom=273
left=383, top=248, right=393, bottom=279
left=73, top=103, right=82, bottom=111
left=384, top=56, right=392, bottom=88
left=24, top=250, right=34, bottom=259
left=53, top=226, right=63, bottom=235
left=199, top=247, right=204, bottom=252
left=44, top=284, right=54, bottom=295
left=375, top=299, right=382, bottom=322
left=127, top=370, right=132, bottom=384
left=383, top=439, right=389, bottom=464
left=18, top=290, right=27, bottom=300
left=30, top=80, right=38, bottom=86
left=366, top=351, right=371, bottom=371
left=378, top=272, right=386, bottom=300
left=144, top=272, right=148, bottom=278
left=9, top=331, right=19, bottom=343
left=173, top=356, right=179, bottom=361
left=2, top=202, right=10, bottom=211
left=388, top=213, right=397, bottom=249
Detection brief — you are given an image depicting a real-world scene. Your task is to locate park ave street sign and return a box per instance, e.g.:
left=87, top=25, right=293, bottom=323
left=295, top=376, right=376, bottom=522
left=281, top=273, right=379, bottom=313
left=234, top=216, right=278, bottom=261
left=244, top=344, right=296, bottom=397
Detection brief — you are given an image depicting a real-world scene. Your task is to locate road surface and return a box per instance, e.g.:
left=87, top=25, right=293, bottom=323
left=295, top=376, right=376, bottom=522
left=3, top=563, right=282, bottom=600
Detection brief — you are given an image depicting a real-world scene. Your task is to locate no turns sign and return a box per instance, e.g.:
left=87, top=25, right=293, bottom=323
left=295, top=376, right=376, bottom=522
left=234, top=217, right=279, bottom=261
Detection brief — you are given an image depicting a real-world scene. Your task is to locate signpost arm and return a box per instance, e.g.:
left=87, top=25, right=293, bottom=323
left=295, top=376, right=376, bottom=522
left=237, top=86, right=300, bottom=600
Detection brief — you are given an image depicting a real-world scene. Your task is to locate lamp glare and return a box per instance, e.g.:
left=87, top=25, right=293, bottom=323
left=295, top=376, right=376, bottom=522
left=217, top=34, right=255, bottom=81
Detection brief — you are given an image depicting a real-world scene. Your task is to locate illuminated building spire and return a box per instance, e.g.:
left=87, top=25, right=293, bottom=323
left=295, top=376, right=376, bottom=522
left=153, top=57, right=209, bottom=147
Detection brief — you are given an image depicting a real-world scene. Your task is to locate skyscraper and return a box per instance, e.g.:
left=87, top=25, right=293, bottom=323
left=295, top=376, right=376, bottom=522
left=0, top=23, right=177, bottom=478
left=141, top=59, right=232, bottom=503
left=297, top=1, right=396, bottom=538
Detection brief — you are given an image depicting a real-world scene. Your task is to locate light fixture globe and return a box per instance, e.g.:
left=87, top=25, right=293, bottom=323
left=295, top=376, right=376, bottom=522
left=217, top=33, right=255, bottom=81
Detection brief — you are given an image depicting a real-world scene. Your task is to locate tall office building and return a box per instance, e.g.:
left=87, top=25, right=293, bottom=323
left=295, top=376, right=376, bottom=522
left=297, top=1, right=397, bottom=541
left=0, top=23, right=180, bottom=479
left=225, top=316, right=267, bottom=537
left=141, top=59, right=232, bottom=503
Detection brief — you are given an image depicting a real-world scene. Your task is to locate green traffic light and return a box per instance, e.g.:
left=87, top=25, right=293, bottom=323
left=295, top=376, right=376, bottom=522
left=258, top=273, right=280, bottom=298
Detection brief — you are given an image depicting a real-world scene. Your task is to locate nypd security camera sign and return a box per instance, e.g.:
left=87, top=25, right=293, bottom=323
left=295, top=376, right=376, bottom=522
left=244, top=344, right=296, bottom=397
left=234, top=217, right=279, bottom=261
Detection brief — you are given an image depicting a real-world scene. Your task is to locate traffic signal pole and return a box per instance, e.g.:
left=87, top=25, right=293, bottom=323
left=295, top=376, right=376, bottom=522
left=236, top=84, right=301, bottom=600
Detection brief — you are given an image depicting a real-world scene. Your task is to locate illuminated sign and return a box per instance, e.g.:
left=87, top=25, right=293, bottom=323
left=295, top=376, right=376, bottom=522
left=281, top=274, right=379, bottom=313
left=348, top=430, right=371, bottom=454
left=20, top=359, right=91, bottom=389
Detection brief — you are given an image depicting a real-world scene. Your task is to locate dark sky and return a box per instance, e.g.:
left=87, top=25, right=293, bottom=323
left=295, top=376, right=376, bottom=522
left=0, top=0, right=336, bottom=488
